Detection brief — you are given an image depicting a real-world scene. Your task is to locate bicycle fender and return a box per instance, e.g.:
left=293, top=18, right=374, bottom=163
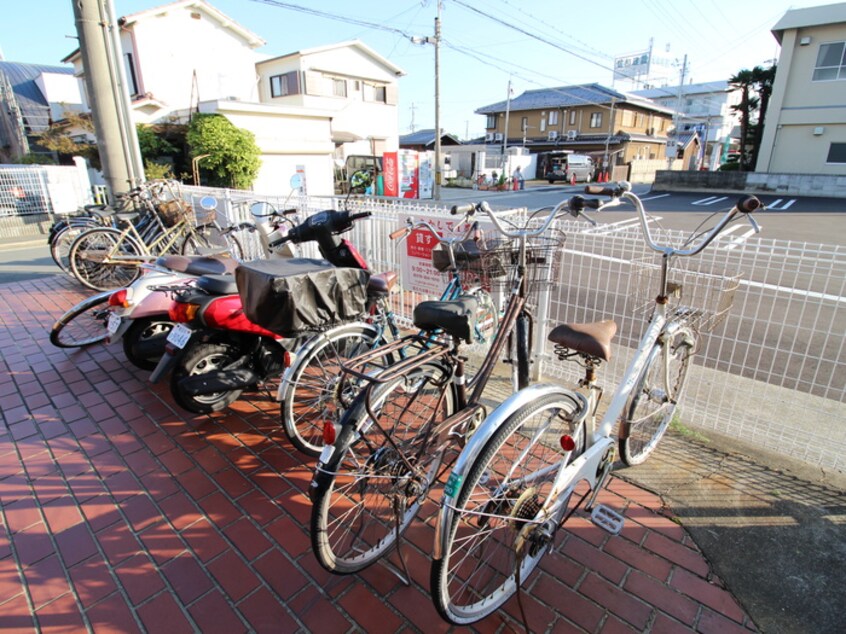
left=433, top=383, right=586, bottom=561
left=276, top=321, right=380, bottom=402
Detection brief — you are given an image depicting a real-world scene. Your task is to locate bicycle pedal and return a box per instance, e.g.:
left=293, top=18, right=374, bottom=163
left=590, top=504, right=625, bottom=535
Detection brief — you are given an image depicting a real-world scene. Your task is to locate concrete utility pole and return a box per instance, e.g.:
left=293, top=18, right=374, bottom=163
left=501, top=78, right=512, bottom=173
left=72, top=0, right=145, bottom=197
left=433, top=1, right=442, bottom=201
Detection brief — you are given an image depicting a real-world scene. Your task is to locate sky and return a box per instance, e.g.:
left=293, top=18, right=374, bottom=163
left=0, top=0, right=833, bottom=139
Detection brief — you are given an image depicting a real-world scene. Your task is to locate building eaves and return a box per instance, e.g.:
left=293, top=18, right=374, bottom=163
left=476, top=83, right=674, bottom=116
left=118, top=0, right=266, bottom=48
left=257, top=39, right=405, bottom=77
left=771, top=2, right=846, bottom=44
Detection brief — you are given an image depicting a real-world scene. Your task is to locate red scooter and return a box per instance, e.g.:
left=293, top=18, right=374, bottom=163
left=149, top=208, right=373, bottom=414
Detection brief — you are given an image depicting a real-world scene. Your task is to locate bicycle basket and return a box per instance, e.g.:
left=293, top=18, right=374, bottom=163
left=156, top=200, right=191, bottom=228
left=630, top=257, right=741, bottom=332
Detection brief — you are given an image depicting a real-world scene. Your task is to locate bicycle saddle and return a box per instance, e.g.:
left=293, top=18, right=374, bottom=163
left=413, top=295, right=479, bottom=343
left=367, top=271, right=398, bottom=296
left=156, top=255, right=239, bottom=277
left=548, top=320, right=617, bottom=362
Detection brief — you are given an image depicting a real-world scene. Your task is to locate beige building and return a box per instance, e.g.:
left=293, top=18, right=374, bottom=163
left=756, top=2, right=846, bottom=174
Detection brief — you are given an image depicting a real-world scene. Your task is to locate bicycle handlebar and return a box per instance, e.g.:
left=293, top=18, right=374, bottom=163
left=581, top=182, right=763, bottom=257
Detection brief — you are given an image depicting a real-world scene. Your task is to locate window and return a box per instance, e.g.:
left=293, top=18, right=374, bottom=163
left=813, top=42, right=846, bottom=81
left=363, top=83, right=386, bottom=102
left=540, top=118, right=546, bottom=132
left=827, top=142, right=846, bottom=163
left=621, top=110, right=633, bottom=127
left=124, top=53, right=139, bottom=97
left=635, top=112, right=644, bottom=127
left=332, top=78, right=348, bottom=97
left=548, top=110, right=559, bottom=125
left=486, top=114, right=497, bottom=129
left=270, top=71, right=299, bottom=98
left=589, top=112, right=602, bottom=128
left=569, top=110, right=576, bottom=125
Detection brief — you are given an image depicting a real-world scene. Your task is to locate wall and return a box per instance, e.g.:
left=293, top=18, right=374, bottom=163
left=654, top=169, right=846, bottom=198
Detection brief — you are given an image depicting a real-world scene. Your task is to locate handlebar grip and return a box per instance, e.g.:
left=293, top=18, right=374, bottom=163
left=389, top=226, right=407, bottom=240
left=282, top=208, right=298, bottom=215
left=268, top=234, right=290, bottom=248
left=349, top=211, right=372, bottom=222
left=450, top=204, right=476, bottom=216
left=584, top=198, right=602, bottom=210
left=737, top=196, right=762, bottom=213
left=584, top=185, right=617, bottom=197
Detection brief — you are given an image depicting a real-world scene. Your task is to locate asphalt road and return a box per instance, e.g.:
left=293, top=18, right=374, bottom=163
left=0, top=243, right=61, bottom=284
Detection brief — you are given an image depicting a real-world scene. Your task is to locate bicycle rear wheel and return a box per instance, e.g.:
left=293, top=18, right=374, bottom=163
left=432, top=391, right=582, bottom=625
left=310, top=361, right=455, bottom=574
left=280, top=326, right=381, bottom=457
left=619, top=328, right=695, bottom=466
left=49, top=291, right=112, bottom=348
left=50, top=219, right=101, bottom=273
left=69, top=228, right=143, bottom=291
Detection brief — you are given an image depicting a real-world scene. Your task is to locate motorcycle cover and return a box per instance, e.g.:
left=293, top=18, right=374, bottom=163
left=236, top=258, right=370, bottom=336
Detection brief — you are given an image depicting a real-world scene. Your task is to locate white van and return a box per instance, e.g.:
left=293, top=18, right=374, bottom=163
left=543, top=152, right=594, bottom=183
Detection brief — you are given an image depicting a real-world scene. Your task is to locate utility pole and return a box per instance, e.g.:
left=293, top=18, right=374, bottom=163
left=668, top=53, right=688, bottom=169
left=502, top=78, right=512, bottom=173
left=433, top=1, right=442, bottom=201
left=409, top=102, right=417, bottom=133
left=72, top=0, right=144, bottom=197
left=603, top=97, right=616, bottom=179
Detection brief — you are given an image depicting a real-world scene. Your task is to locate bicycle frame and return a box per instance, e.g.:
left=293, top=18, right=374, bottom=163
left=100, top=216, right=195, bottom=264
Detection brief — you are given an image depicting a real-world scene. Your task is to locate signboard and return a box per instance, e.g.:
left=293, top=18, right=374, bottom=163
left=382, top=151, right=399, bottom=197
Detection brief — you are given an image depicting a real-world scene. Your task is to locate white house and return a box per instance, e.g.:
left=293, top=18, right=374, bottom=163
left=632, top=81, right=741, bottom=169
left=62, top=0, right=405, bottom=195
left=755, top=2, right=846, bottom=175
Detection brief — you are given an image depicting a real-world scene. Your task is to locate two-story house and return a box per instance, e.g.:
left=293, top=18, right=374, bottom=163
left=62, top=0, right=405, bottom=195
left=475, top=83, right=676, bottom=174
left=632, top=81, right=740, bottom=169
left=756, top=2, right=846, bottom=175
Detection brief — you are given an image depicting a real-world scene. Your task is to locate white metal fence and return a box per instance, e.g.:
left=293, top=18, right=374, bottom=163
left=186, top=187, right=845, bottom=471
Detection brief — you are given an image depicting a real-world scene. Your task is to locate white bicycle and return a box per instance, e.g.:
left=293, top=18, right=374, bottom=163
left=431, top=182, right=763, bottom=625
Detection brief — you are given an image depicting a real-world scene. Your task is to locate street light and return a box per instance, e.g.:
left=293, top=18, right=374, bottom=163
left=411, top=2, right=442, bottom=200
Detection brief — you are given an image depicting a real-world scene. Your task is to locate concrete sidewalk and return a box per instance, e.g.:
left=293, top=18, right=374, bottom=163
left=0, top=274, right=841, bottom=632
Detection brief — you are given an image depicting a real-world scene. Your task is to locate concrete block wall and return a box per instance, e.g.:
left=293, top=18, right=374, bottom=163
left=653, top=170, right=846, bottom=198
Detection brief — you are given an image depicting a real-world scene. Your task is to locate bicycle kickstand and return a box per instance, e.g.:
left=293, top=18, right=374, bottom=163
left=377, top=499, right=412, bottom=587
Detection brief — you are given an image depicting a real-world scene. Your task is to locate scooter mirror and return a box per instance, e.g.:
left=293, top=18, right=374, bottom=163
left=289, top=173, right=303, bottom=190
left=250, top=201, right=278, bottom=217
left=199, top=195, right=217, bottom=211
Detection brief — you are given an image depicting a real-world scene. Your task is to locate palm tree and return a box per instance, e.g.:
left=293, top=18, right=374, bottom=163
left=750, top=65, right=777, bottom=169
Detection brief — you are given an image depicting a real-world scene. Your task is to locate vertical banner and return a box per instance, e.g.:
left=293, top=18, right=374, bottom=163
left=418, top=152, right=434, bottom=199
left=382, top=152, right=399, bottom=197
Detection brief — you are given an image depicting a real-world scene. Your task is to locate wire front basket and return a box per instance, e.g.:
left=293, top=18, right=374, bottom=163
left=432, top=230, right=565, bottom=301
left=630, top=257, right=741, bottom=332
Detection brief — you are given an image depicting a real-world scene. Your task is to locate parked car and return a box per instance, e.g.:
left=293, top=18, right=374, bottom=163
left=542, top=152, right=594, bottom=183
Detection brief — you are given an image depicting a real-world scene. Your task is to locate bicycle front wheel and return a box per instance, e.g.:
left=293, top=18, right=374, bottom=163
left=50, top=219, right=101, bottom=273
left=432, top=391, right=582, bottom=625
left=49, top=291, right=112, bottom=348
left=280, top=326, right=381, bottom=457
left=464, top=288, right=499, bottom=383
left=181, top=224, right=244, bottom=260
left=619, top=328, right=695, bottom=466
left=69, top=228, right=143, bottom=291
left=310, top=361, right=455, bottom=574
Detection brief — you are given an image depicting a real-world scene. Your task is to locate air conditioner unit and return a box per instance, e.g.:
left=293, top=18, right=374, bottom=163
left=646, top=127, right=655, bottom=136
left=566, top=130, right=578, bottom=140
left=494, top=133, right=503, bottom=142
left=485, top=132, right=494, bottom=142
left=548, top=131, right=559, bottom=141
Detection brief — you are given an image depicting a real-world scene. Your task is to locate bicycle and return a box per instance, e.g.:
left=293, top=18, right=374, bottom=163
left=308, top=200, right=564, bottom=575
left=430, top=183, right=762, bottom=625
left=67, top=180, right=243, bottom=291
left=278, top=216, right=499, bottom=457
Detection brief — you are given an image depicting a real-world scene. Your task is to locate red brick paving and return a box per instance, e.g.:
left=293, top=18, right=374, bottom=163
left=0, top=276, right=757, bottom=632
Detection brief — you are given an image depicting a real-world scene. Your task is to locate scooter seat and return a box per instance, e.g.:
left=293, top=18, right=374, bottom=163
left=197, top=274, right=239, bottom=295
left=368, top=271, right=398, bottom=295
left=413, top=295, right=478, bottom=343
left=156, top=255, right=239, bottom=276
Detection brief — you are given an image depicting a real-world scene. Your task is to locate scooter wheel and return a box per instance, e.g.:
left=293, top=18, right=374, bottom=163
left=171, top=342, right=243, bottom=414
left=122, top=317, right=174, bottom=371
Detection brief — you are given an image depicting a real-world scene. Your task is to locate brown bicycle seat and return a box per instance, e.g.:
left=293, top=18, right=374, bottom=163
left=368, top=271, right=398, bottom=295
left=548, top=320, right=617, bottom=362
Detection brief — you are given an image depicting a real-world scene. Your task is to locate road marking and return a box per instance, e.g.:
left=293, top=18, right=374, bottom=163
left=766, top=198, right=797, bottom=211
left=562, top=247, right=846, bottom=304
left=692, top=196, right=729, bottom=206
left=641, top=194, right=670, bottom=201
left=581, top=217, right=658, bottom=234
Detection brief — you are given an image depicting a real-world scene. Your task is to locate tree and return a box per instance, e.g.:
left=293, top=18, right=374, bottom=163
left=33, top=111, right=100, bottom=168
left=728, top=64, right=776, bottom=171
left=186, top=113, right=261, bottom=189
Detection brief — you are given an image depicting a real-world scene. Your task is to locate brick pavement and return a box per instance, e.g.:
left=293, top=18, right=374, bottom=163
left=0, top=275, right=756, bottom=633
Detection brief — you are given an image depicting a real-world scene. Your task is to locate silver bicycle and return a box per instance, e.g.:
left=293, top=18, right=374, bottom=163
left=431, top=182, right=763, bottom=625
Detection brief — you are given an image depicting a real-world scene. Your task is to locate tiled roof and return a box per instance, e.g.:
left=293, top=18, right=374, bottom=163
left=399, top=129, right=461, bottom=147
left=0, top=61, right=75, bottom=133
left=476, top=83, right=674, bottom=115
